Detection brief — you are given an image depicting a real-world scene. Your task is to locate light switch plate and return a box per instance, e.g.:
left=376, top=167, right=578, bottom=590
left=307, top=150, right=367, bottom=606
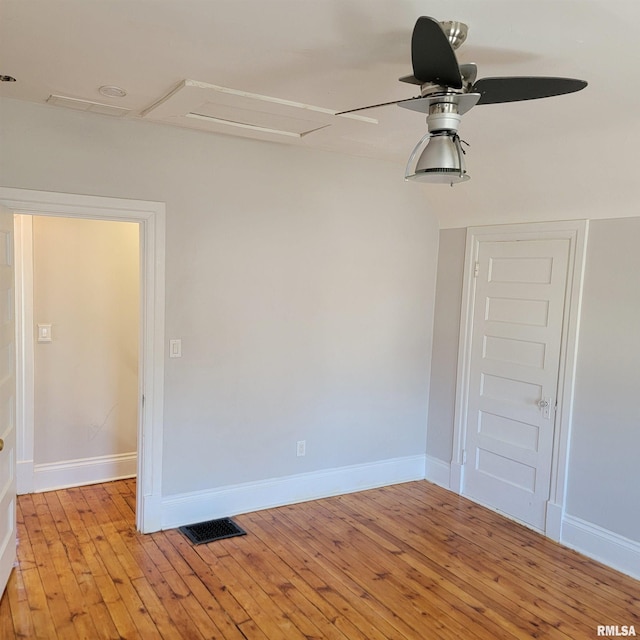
left=37, top=324, right=52, bottom=343
left=169, top=339, right=182, bottom=358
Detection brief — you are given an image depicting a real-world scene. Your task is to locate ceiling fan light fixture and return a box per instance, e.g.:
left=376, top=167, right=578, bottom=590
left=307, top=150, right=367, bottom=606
left=405, top=130, right=469, bottom=185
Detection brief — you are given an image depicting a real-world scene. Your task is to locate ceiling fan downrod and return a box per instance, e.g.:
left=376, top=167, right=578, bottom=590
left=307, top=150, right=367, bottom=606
left=426, top=101, right=461, bottom=132
left=427, top=102, right=465, bottom=182
left=438, top=21, right=468, bottom=50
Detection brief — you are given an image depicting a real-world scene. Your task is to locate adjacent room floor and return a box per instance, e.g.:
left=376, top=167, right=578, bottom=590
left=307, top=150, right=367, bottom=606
left=1, top=478, right=638, bottom=639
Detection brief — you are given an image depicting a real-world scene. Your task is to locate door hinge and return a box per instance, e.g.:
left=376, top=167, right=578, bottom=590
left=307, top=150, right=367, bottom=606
left=462, top=449, right=467, bottom=464
left=473, top=262, right=480, bottom=278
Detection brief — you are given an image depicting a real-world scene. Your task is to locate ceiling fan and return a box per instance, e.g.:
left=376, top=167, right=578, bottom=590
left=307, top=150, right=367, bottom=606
left=338, top=17, right=588, bottom=185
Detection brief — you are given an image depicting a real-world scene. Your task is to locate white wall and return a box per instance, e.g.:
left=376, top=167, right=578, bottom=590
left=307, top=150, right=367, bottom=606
left=0, top=98, right=439, bottom=503
left=32, top=216, right=139, bottom=469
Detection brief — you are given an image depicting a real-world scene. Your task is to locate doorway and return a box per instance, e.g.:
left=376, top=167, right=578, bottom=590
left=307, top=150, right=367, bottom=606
left=17, top=215, right=139, bottom=492
left=451, top=221, right=588, bottom=538
left=0, top=187, right=165, bottom=533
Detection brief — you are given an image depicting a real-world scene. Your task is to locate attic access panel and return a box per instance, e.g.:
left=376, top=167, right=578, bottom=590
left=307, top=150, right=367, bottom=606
left=141, top=79, right=376, bottom=144
left=187, top=100, right=330, bottom=137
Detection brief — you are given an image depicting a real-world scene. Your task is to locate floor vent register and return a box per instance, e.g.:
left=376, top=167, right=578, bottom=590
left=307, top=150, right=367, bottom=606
left=179, top=517, right=247, bottom=545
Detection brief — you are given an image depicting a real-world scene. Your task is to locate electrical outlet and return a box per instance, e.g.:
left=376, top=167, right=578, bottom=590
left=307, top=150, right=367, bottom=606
left=296, top=440, right=306, bottom=457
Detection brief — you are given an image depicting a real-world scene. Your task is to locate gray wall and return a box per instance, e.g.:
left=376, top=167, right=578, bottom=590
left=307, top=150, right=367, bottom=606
left=566, top=217, right=640, bottom=541
left=427, top=220, right=640, bottom=543
left=0, top=97, right=439, bottom=496
left=426, top=228, right=466, bottom=462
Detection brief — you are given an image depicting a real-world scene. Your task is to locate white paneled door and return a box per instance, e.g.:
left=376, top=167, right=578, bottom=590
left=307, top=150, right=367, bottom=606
left=0, top=205, right=16, bottom=597
left=462, top=238, right=570, bottom=531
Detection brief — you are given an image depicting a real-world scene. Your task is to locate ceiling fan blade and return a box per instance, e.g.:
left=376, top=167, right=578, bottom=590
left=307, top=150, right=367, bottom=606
left=335, top=96, right=420, bottom=115
left=398, top=74, right=423, bottom=86
left=472, top=76, right=587, bottom=105
left=411, top=16, right=463, bottom=88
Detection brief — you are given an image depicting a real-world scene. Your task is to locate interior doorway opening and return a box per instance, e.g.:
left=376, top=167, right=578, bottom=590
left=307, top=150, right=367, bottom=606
left=0, top=187, right=165, bottom=533
left=16, top=215, right=140, bottom=494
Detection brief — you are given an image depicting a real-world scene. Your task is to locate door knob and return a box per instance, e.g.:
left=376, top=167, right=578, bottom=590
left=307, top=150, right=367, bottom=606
left=0, top=438, right=4, bottom=452
left=537, top=397, right=552, bottom=419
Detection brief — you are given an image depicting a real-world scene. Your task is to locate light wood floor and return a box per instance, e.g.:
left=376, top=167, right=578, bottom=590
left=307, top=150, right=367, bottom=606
left=1, top=479, right=638, bottom=639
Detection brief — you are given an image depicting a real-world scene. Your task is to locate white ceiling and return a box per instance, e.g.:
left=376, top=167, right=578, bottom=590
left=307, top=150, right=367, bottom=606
left=2, top=0, right=640, bottom=219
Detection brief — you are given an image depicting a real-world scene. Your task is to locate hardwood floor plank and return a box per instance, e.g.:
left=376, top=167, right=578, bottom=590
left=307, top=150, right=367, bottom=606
left=257, top=505, right=441, bottom=640
left=163, top=558, right=248, bottom=640
left=279, top=500, right=508, bottom=640
left=156, top=529, right=252, bottom=629
left=20, top=563, right=63, bottom=639
left=315, top=499, right=542, bottom=640
left=233, top=513, right=367, bottom=640
left=0, top=580, right=16, bottom=639
left=6, top=569, right=37, bottom=639
left=33, top=491, right=104, bottom=640
left=224, top=533, right=349, bottom=640
left=237, top=618, right=271, bottom=640
left=2, top=478, right=639, bottom=640
left=335, top=489, right=587, bottom=637
left=247, top=509, right=394, bottom=640
left=18, top=494, right=80, bottom=640
left=132, top=529, right=224, bottom=639
left=364, top=484, right=640, bottom=632
left=191, top=533, right=311, bottom=640
left=398, top=483, right=639, bottom=603
left=254, top=508, right=402, bottom=640
left=56, top=484, right=158, bottom=639
left=161, top=568, right=233, bottom=640
left=131, top=573, right=205, bottom=640
left=370, top=484, right=640, bottom=626
left=242, top=510, right=385, bottom=640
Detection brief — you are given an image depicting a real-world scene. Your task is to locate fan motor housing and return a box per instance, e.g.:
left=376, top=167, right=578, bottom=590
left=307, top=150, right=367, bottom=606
left=427, top=102, right=461, bottom=132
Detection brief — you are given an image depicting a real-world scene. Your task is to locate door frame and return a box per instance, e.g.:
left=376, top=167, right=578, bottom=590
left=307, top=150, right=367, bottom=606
left=451, top=220, right=589, bottom=539
left=0, top=187, right=165, bottom=533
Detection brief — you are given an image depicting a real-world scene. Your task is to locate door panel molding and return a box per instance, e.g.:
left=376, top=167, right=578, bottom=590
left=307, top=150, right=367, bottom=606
left=451, top=220, right=589, bottom=539
left=0, top=187, right=165, bottom=533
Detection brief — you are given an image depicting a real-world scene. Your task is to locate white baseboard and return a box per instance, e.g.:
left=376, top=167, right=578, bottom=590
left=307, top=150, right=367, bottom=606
left=139, top=493, right=163, bottom=534
left=562, top=514, right=640, bottom=581
left=425, top=455, right=451, bottom=489
left=545, top=501, right=563, bottom=541
left=449, top=461, right=463, bottom=493
left=17, top=459, right=34, bottom=495
left=161, top=454, right=427, bottom=530
left=32, top=452, right=137, bottom=493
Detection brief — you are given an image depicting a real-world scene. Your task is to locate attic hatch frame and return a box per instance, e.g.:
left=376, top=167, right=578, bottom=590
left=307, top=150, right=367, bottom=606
left=0, top=187, right=166, bottom=534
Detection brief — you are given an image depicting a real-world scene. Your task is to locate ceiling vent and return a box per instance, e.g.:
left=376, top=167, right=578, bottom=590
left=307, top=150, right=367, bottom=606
left=141, top=80, right=376, bottom=144
left=46, top=94, right=131, bottom=117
